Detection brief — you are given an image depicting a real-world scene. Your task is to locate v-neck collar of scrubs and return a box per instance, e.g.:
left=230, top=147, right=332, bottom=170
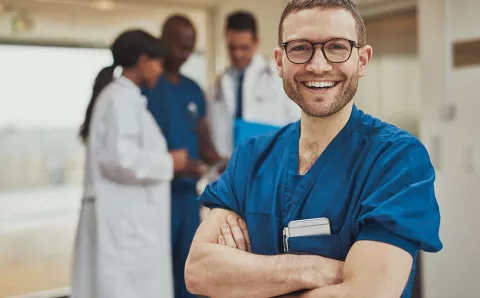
left=283, top=104, right=361, bottom=223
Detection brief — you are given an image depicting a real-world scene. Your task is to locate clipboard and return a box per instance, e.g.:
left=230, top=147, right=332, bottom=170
left=234, top=119, right=281, bottom=148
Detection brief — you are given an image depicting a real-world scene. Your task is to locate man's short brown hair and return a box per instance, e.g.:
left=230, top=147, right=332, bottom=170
left=278, top=0, right=366, bottom=46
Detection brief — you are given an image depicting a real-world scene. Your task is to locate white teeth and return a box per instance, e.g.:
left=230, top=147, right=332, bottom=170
left=305, top=81, right=335, bottom=88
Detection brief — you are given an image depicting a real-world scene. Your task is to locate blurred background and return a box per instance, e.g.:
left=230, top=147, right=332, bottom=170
left=0, top=0, right=478, bottom=297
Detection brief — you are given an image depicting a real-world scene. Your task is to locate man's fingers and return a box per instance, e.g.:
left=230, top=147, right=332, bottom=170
left=227, top=215, right=247, bottom=251
left=218, top=235, right=226, bottom=245
left=220, top=223, right=237, bottom=248
left=217, top=215, right=251, bottom=252
left=238, top=218, right=252, bottom=253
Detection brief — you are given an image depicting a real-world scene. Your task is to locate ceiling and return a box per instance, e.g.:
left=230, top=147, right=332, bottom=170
left=0, top=0, right=224, bottom=11
left=0, top=0, right=417, bottom=15
left=0, top=0, right=211, bottom=48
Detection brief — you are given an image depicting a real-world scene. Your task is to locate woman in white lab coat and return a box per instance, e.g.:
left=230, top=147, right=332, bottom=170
left=71, top=30, right=187, bottom=298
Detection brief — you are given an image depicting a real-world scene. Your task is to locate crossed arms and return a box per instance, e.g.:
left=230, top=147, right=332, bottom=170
left=185, top=208, right=413, bottom=298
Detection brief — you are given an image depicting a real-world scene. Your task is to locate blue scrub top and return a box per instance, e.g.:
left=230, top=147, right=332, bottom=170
left=199, top=105, right=442, bottom=298
left=144, top=75, right=206, bottom=194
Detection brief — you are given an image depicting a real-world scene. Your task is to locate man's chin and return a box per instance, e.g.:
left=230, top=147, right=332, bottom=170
left=300, top=92, right=337, bottom=107
left=297, top=97, right=341, bottom=118
left=146, top=80, right=158, bottom=89
left=233, top=62, right=248, bottom=70
left=301, top=106, right=334, bottom=118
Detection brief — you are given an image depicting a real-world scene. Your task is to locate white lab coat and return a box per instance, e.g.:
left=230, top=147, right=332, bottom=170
left=206, top=53, right=300, bottom=157
left=71, top=76, right=174, bottom=298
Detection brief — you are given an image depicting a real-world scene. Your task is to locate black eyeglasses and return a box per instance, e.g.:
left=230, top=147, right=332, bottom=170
left=282, top=38, right=361, bottom=64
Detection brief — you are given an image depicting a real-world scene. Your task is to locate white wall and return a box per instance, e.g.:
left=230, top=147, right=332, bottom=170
left=419, top=1, right=480, bottom=297
left=355, top=11, right=421, bottom=135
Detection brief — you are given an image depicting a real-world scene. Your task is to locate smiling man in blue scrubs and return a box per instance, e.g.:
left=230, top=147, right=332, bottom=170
left=185, top=1, right=443, bottom=298
left=144, top=15, right=222, bottom=298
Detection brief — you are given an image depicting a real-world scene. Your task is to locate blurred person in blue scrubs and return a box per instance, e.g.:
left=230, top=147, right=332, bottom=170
left=185, top=1, right=442, bottom=298
left=207, top=11, right=300, bottom=157
left=72, top=29, right=188, bottom=298
left=143, top=15, right=223, bottom=298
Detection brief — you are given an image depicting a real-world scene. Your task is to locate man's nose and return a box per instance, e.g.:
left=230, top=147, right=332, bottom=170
left=306, top=48, right=333, bottom=73
left=233, top=49, right=243, bottom=57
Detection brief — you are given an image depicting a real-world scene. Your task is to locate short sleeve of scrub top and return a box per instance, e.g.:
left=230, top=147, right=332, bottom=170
left=353, top=139, right=442, bottom=257
left=199, top=142, right=246, bottom=215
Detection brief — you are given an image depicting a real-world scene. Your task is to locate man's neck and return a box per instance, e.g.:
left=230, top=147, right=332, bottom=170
left=122, top=69, right=142, bottom=86
left=164, top=70, right=181, bottom=84
left=233, top=57, right=254, bottom=72
left=298, top=101, right=353, bottom=175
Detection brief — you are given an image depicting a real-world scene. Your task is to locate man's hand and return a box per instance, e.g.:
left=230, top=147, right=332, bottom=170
left=217, top=215, right=252, bottom=252
left=216, top=157, right=229, bottom=173
left=170, top=149, right=189, bottom=173
left=180, top=159, right=208, bottom=179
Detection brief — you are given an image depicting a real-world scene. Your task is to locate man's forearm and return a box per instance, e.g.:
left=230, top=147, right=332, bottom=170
left=199, top=138, right=222, bottom=165
left=280, top=283, right=350, bottom=298
left=198, top=118, right=222, bottom=164
left=281, top=240, right=414, bottom=298
left=185, top=243, right=343, bottom=298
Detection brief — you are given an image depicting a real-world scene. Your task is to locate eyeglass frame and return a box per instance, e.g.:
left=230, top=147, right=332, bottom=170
left=281, top=38, right=362, bottom=64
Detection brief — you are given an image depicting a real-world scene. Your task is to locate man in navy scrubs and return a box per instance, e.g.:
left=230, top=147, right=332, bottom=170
left=185, top=1, right=442, bottom=298
left=144, top=15, right=222, bottom=298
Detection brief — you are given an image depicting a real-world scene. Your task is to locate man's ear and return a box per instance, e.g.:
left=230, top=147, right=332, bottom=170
left=253, top=37, right=260, bottom=52
left=274, top=47, right=284, bottom=78
left=358, top=45, right=373, bottom=77
left=136, top=53, right=149, bottom=66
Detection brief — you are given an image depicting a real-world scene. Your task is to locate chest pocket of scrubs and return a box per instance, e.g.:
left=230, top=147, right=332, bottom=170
left=245, top=173, right=277, bottom=215
left=287, top=235, right=345, bottom=261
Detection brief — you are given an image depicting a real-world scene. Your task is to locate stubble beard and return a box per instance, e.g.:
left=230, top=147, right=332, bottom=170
left=283, top=71, right=360, bottom=118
